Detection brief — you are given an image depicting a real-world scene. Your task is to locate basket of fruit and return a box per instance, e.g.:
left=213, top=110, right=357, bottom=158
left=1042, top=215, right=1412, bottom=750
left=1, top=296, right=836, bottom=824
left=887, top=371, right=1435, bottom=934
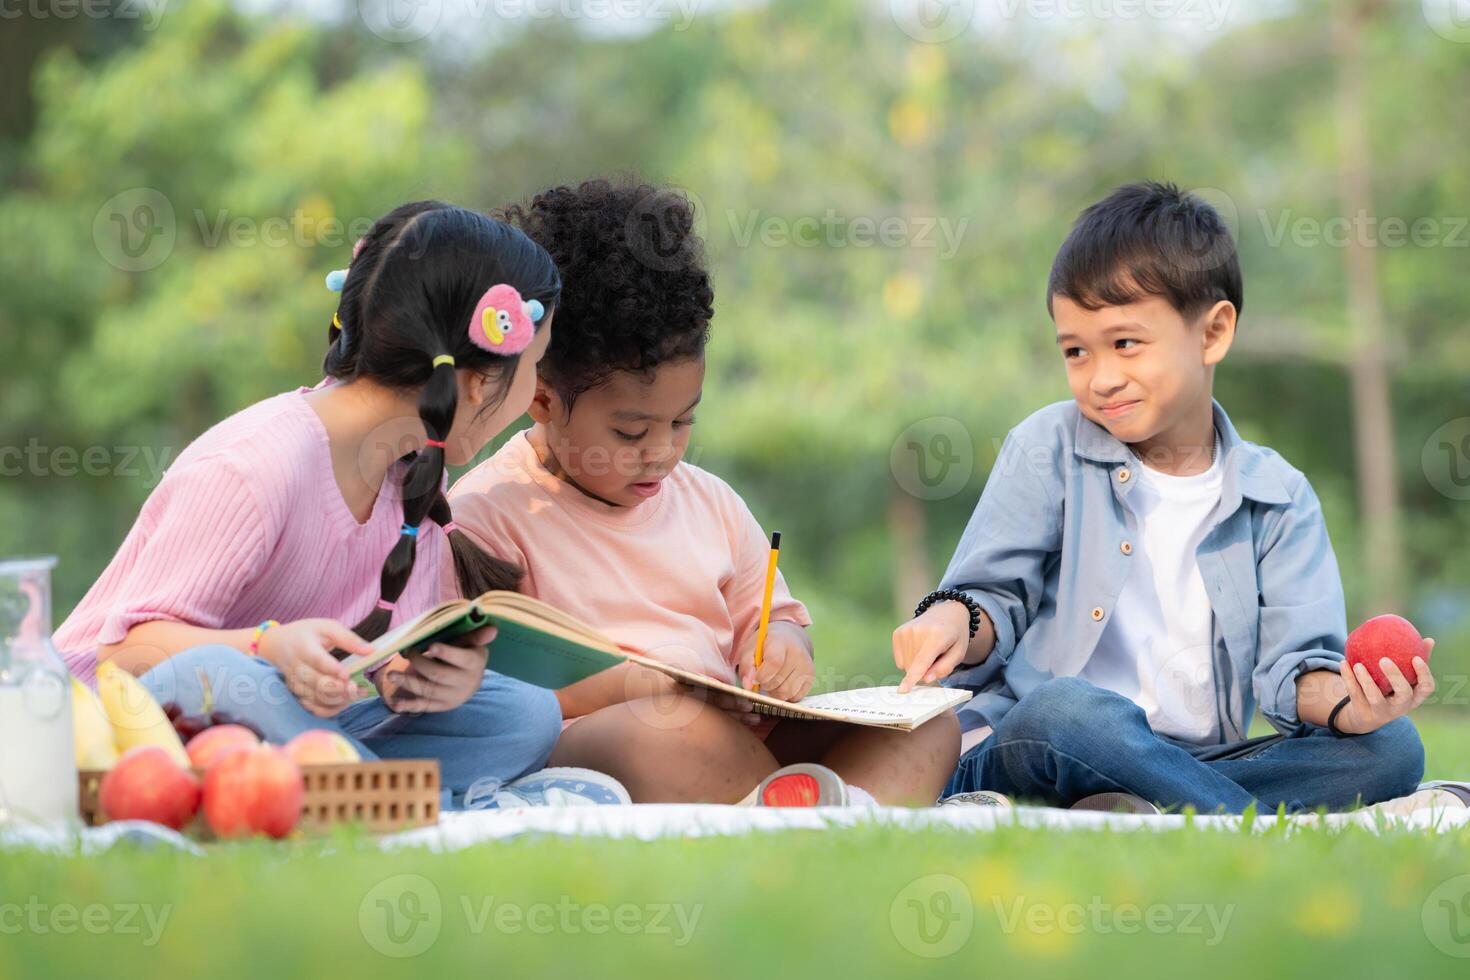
left=74, top=661, right=440, bottom=836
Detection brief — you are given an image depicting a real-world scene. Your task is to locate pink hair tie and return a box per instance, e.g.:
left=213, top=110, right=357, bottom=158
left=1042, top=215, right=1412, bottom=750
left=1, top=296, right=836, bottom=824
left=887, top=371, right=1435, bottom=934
left=442, top=522, right=459, bottom=535
left=375, top=598, right=397, bottom=612
left=424, top=438, right=447, bottom=449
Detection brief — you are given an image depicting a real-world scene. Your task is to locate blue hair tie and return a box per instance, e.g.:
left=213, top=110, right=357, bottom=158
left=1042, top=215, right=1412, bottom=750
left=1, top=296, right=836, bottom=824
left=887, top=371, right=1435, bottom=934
left=526, top=298, right=545, bottom=323
left=325, top=268, right=348, bottom=292
left=400, top=524, right=419, bottom=538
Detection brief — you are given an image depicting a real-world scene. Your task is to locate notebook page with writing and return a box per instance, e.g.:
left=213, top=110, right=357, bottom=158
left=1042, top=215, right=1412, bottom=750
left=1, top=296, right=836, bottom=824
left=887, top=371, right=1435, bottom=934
left=753, top=685, right=970, bottom=729
left=626, top=653, right=970, bottom=731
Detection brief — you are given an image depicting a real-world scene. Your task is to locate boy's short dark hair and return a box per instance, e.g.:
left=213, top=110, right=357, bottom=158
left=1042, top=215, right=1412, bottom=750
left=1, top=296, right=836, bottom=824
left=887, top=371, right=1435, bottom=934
left=501, top=177, right=713, bottom=408
left=1046, top=181, right=1243, bottom=322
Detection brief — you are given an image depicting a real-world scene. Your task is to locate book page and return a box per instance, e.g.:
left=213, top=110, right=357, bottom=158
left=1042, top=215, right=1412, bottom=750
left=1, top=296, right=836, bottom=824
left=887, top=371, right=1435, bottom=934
left=624, top=654, right=970, bottom=730
left=793, top=686, right=965, bottom=722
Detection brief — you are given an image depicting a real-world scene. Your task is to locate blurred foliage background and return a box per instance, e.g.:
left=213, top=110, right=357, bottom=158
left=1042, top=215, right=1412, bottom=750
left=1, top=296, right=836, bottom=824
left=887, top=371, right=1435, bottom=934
left=2, top=0, right=1468, bottom=713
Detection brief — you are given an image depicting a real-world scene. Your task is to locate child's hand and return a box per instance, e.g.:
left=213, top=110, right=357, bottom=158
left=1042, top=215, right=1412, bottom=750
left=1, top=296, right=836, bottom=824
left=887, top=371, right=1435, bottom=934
left=255, top=618, right=373, bottom=718
left=738, top=621, right=815, bottom=702
left=893, top=602, right=971, bottom=693
left=1333, top=638, right=1436, bottom=734
left=378, top=626, right=495, bottom=714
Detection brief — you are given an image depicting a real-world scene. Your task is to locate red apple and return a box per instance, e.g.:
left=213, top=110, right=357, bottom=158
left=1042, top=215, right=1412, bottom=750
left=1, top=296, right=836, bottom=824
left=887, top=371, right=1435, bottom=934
left=98, top=746, right=202, bottom=831
left=186, top=724, right=260, bottom=769
left=1346, top=614, right=1427, bottom=696
left=203, top=745, right=304, bottom=839
left=283, top=729, right=361, bottom=766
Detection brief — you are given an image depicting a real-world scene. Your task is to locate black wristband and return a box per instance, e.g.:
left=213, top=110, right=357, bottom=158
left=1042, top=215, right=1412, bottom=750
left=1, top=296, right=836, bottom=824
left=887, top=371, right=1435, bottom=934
left=1327, top=695, right=1354, bottom=737
left=914, top=589, right=982, bottom=639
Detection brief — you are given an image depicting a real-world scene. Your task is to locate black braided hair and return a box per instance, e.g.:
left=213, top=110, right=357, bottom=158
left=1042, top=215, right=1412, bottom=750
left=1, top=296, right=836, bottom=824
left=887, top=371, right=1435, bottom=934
left=324, top=201, right=561, bottom=640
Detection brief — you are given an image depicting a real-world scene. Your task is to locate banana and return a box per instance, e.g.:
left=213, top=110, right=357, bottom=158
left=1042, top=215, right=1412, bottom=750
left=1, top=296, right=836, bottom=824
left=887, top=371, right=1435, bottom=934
left=71, top=676, right=120, bottom=770
left=94, top=661, right=189, bottom=767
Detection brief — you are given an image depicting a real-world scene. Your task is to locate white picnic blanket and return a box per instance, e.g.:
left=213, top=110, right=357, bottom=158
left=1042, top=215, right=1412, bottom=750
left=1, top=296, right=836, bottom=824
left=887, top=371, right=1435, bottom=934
left=376, top=801, right=1470, bottom=849
left=3, top=803, right=1466, bottom=854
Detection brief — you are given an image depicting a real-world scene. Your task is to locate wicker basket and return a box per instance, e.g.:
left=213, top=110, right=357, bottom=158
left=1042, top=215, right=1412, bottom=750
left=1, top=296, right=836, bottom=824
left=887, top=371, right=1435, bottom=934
left=79, top=758, right=440, bottom=835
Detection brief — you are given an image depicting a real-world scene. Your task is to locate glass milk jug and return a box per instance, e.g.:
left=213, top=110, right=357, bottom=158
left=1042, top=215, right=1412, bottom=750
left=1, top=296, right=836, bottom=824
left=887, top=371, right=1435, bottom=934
left=0, top=557, right=78, bottom=827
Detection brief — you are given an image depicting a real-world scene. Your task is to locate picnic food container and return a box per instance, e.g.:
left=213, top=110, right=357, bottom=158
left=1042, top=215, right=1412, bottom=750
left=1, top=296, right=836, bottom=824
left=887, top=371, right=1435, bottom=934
left=78, top=758, right=440, bottom=834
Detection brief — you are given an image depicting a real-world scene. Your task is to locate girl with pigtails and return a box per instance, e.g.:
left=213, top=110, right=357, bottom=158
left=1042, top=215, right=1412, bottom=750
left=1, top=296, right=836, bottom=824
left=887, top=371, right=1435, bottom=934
left=54, top=201, right=623, bottom=806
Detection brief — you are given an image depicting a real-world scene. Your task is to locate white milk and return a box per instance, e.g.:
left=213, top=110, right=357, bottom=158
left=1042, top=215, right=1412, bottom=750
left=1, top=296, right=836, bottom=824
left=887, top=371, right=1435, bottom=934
left=0, top=556, right=79, bottom=828
left=0, top=670, right=77, bottom=826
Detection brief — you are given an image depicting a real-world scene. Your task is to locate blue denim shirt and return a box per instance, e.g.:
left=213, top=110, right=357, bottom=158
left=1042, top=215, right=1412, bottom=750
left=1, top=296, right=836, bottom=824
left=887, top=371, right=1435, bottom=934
left=940, top=398, right=1346, bottom=743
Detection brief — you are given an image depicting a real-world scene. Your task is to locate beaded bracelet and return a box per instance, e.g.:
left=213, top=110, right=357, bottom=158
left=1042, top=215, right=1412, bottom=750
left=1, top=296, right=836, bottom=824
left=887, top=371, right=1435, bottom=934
left=913, top=589, right=982, bottom=638
left=249, top=619, right=280, bottom=656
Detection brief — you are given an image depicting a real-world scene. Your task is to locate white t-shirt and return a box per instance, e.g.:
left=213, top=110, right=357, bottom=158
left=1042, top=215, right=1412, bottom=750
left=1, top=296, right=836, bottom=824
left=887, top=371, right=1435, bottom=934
left=1078, top=434, right=1224, bottom=743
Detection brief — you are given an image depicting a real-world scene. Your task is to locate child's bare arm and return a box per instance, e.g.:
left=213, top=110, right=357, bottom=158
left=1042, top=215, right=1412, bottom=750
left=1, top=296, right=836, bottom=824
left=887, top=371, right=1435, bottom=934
left=100, top=618, right=369, bottom=717
left=555, top=660, right=682, bottom=719
left=98, top=620, right=256, bottom=673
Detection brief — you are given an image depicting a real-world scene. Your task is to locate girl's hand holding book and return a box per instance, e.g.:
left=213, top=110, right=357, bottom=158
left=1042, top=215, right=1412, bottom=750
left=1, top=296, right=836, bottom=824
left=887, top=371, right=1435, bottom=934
left=379, top=625, right=497, bottom=714
left=255, top=618, right=373, bottom=718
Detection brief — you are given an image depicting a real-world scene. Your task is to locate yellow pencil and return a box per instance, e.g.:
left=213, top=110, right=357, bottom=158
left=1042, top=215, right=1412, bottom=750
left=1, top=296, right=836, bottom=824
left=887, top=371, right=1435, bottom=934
left=752, top=531, right=781, bottom=693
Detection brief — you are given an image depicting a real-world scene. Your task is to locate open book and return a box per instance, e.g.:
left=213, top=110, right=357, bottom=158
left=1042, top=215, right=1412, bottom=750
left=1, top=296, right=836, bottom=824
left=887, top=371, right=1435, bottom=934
left=339, top=591, right=970, bottom=732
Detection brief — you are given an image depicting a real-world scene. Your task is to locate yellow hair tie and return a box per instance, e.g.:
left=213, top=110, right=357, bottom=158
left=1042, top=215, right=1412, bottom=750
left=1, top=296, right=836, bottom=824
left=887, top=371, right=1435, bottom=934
left=433, top=354, right=456, bottom=368
left=331, top=313, right=342, bottom=331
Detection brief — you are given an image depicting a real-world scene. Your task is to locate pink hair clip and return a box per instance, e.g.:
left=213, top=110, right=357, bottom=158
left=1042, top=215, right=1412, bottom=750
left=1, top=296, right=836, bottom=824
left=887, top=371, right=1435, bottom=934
left=468, top=284, right=542, bottom=356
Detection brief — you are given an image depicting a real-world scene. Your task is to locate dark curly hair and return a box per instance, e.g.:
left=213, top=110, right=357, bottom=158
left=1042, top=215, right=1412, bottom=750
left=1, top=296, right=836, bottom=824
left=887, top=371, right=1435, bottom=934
left=501, top=177, right=713, bottom=409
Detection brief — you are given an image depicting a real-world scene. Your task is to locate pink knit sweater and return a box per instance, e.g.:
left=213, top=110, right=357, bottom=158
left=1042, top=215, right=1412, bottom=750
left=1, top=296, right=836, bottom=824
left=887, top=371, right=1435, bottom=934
left=55, top=384, right=451, bottom=683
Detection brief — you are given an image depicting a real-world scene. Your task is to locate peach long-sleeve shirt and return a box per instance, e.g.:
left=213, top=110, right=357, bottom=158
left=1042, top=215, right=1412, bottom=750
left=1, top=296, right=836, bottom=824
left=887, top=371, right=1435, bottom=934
left=447, top=431, right=810, bottom=687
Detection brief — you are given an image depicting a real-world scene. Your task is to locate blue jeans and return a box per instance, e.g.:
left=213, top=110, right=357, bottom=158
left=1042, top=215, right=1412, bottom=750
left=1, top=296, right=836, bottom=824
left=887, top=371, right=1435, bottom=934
left=140, top=645, right=562, bottom=809
left=944, top=677, right=1425, bottom=813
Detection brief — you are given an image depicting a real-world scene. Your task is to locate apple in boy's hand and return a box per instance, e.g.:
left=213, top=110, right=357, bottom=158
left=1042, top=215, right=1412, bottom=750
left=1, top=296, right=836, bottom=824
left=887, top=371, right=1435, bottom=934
left=203, top=745, right=304, bottom=839
left=1345, top=614, right=1428, bottom=696
left=284, top=729, right=361, bottom=765
left=98, top=746, right=202, bottom=830
left=185, top=724, right=260, bottom=769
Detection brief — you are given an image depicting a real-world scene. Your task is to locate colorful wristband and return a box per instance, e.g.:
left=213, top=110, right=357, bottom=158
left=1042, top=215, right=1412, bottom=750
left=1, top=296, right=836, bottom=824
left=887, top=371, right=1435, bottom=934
left=249, top=619, right=280, bottom=656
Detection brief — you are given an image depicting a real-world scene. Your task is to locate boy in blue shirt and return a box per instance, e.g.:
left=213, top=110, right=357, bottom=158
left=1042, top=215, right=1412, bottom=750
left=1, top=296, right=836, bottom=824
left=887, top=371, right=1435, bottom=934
left=893, top=181, right=1436, bottom=813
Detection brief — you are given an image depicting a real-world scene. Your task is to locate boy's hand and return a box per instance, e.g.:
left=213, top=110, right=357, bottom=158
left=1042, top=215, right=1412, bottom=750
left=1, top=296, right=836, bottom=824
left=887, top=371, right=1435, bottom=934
left=894, top=602, right=971, bottom=693
left=737, top=621, right=815, bottom=703
left=1333, top=638, right=1436, bottom=735
left=377, top=626, right=494, bottom=714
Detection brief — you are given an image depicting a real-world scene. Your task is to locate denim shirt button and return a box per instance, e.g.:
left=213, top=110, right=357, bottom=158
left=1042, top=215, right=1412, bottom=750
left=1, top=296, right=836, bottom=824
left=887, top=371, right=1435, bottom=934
left=1117, top=468, right=1131, bottom=483
left=1091, top=606, right=1105, bottom=621
left=1120, top=541, right=1133, bottom=555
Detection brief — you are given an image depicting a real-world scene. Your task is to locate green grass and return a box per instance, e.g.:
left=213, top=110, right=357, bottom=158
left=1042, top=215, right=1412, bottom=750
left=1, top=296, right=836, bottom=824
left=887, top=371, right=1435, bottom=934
left=4, top=711, right=1468, bottom=978
left=1416, top=708, right=1470, bottom=781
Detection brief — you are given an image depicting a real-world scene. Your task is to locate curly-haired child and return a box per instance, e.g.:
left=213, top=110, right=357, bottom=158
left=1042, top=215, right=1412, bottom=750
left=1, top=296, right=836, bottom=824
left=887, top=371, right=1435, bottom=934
left=448, top=178, right=960, bottom=805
